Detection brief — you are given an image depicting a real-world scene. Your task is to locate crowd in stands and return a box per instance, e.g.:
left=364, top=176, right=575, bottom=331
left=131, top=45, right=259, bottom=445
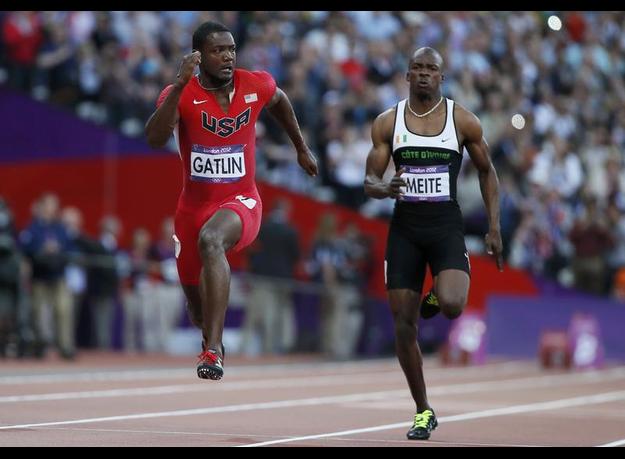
left=1, top=11, right=625, bottom=353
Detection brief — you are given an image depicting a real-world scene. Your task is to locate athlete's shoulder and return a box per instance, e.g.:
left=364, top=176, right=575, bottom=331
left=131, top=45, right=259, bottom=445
left=450, top=98, right=482, bottom=141
left=450, top=99, right=481, bottom=128
left=378, top=103, right=400, bottom=121
left=371, top=105, right=397, bottom=142
left=237, top=68, right=276, bottom=104
left=157, top=81, right=195, bottom=108
left=237, top=68, right=275, bottom=85
left=374, top=105, right=398, bottom=129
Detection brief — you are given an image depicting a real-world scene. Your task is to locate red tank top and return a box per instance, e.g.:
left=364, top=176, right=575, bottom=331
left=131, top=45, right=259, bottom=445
left=157, top=69, right=276, bottom=210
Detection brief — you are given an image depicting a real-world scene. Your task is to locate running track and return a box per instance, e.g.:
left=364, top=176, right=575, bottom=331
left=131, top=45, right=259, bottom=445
left=1, top=352, right=624, bottom=447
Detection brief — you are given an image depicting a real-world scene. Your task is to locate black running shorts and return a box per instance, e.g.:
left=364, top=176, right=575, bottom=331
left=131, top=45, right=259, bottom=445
left=385, top=220, right=471, bottom=292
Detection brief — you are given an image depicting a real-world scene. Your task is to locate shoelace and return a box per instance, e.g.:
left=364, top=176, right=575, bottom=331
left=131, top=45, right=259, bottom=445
left=425, top=293, right=439, bottom=306
left=413, top=410, right=433, bottom=428
left=197, top=350, right=220, bottom=365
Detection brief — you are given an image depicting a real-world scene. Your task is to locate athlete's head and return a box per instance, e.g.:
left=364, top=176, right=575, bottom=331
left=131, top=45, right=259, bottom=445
left=406, top=47, right=444, bottom=97
left=192, top=21, right=235, bottom=84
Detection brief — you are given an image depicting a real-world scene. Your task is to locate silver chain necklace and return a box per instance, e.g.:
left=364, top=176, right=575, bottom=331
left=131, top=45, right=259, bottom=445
left=407, top=96, right=444, bottom=118
left=197, top=75, right=233, bottom=91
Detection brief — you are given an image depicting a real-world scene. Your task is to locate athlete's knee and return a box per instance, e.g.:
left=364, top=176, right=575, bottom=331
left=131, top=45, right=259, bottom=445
left=394, top=313, right=417, bottom=344
left=437, top=291, right=466, bottom=320
left=197, top=228, right=225, bottom=259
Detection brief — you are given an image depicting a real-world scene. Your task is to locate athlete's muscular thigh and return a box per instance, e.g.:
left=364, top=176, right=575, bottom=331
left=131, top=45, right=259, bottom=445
left=385, top=224, right=426, bottom=292
left=426, top=226, right=470, bottom=318
left=435, top=269, right=469, bottom=319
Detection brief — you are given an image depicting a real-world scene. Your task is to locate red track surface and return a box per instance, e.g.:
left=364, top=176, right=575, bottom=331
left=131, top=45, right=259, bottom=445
left=1, top=352, right=624, bottom=447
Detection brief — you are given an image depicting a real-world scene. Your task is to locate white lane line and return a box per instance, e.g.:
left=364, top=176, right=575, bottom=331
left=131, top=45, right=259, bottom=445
left=39, top=427, right=548, bottom=446
left=238, top=390, right=625, bottom=447
left=40, top=426, right=280, bottom=439
left=0, top=390, right=402, bottom=430
left=0, top=373, right=402, bottom=403
left=331, top=437, right=548, bottom=447
left=1, top=367, right=624, bottom=430
left=427, top=367, right=625, bottom=396
left=0, top=359, right=531, bottom=385
left=3, top=366, right=624, bottom=404
left=0, top=368, right=188, bottom=385
left=596, top=438, right=625, bottom=447
left=0, top=358, right=398, bottom=384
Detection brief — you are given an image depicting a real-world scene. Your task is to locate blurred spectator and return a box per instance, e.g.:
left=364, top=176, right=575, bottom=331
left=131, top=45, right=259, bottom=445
left=86, top=215, right=123, bottom=350
left=241, top=199, right=300, bottom=355
left=60, top=206, right=89, bottom=349
left=307, top=213, right=364, bottom=359
left=457, top=161, right=488, bottom=244
left=326, top=122, right=371, bottom=210
left=350, top=11, right=401, bottom=42
left=528, top=133, right=584, bottom=202
left=508, top=193, right=553, bottom=275
left=0, top=198, right=21, bottom=357
left=19, top=193, right=74, bottom=359
left=146, top=217, right=184, bottom=352
left=495, top=172, right=522, bottom=262
left=606, top=201, right=625, bottom=298
left=307, top=213, right=340, bottom=356
left=120, top=226, right=151, bottom=352
left=334, top=223, right=372, bottom=357
left=35, top=20, right=79, bottom=105
left=569, top=196, right=614, bottom=295
left=2, top=11, right=43, bottom=92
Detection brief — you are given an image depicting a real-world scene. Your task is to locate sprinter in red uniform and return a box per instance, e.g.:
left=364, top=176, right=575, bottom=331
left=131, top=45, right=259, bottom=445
left=145, top=21, right=318, bottom=380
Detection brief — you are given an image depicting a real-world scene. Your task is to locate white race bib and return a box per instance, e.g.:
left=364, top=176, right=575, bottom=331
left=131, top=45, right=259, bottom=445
left=190, top=144, right=246, bottom=183
left=400, top=165, right=450, bottom=202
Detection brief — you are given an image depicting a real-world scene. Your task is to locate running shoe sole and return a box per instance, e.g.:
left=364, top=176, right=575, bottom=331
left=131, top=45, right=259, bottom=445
left=197, top=364, right=223, bottom=380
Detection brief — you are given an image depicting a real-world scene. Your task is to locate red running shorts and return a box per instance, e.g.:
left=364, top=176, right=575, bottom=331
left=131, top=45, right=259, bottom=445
left=173, top=193, right=262, bottom=285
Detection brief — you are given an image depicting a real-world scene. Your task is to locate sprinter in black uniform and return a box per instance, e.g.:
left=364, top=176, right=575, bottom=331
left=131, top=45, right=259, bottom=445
left=364, top=47, right=503, bottom=440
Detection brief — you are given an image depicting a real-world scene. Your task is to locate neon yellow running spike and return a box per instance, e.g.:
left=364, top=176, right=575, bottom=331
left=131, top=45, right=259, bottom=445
left=413, top=410, right=434, bottom=428
left=420, top=291, right=441, bottom=319
left=424, top=293, right=439, bottom=306
left=407, top=409, right=438, bottom=440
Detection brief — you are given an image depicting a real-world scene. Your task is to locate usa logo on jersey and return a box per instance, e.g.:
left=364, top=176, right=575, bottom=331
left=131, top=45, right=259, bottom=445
left=201, top=107, right=251, bottom=138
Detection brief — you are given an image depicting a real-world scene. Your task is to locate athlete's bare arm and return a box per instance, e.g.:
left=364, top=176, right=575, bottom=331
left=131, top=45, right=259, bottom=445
left=364, top=109, right=406, bottom=199
left=456, top=105, right=504, bottom=271
left=265, top=88, right=318, bottom=177
left=145, top=51, right=201, bottom=148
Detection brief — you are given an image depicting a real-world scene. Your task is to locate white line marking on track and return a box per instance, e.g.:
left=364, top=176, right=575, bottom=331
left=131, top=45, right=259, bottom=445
left=238, top=390, right=625, bottom=447
left=1, top=365, right=623, bottom=446
left=596, top=438, right=625, bottom=447
left=40, top=426, right=281, bottom=439
left=0, top=359, right=529, bottom=385
left=2, top=366, right=624, bottom=404
left=39, top=427, right=549, bottom=446
left=0, top=390, right=403, bottom=430
left=0, top=374, right=401, bottom=403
